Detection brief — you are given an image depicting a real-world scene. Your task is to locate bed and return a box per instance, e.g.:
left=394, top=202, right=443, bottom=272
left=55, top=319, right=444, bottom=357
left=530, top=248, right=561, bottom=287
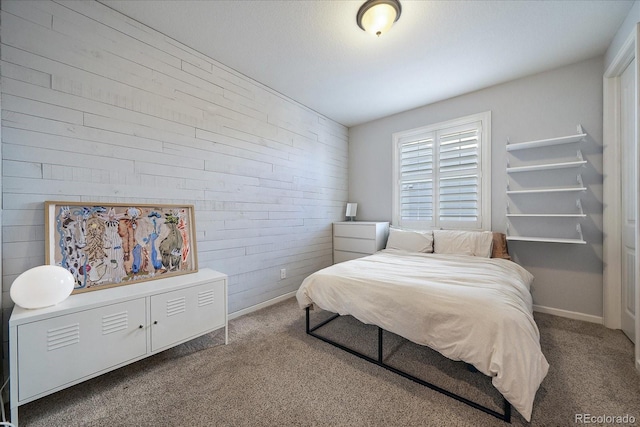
left=296, top=229, right=549, bottom=422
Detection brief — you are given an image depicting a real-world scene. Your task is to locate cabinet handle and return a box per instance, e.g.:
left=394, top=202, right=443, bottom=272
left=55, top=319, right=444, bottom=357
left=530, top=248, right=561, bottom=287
left=138, top=325, right=143, bottom=329
left=153, top=320, right=158, bottom=325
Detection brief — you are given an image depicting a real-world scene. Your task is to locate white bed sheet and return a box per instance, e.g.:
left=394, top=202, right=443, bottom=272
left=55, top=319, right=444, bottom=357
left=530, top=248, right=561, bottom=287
left=296, top=249, right=549, bottom=421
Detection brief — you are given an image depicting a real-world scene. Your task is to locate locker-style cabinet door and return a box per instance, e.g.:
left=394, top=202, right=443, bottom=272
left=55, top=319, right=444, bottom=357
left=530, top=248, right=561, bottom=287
left=17, top=298, right=147, bottom=401
left=150, top=280, right=225, bottom=352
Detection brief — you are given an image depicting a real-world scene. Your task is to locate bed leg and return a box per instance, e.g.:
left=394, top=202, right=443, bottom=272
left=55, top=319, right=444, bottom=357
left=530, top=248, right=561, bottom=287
left=503, top=397, right=511, bottom=422
left=305, top=306, right=310, bottom=334
left=378, top=327, right=383, bottom=363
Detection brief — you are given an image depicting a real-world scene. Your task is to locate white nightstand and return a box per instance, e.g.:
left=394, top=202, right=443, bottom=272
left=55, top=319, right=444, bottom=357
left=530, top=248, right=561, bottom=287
left=333, top=221, right=390, bottom=264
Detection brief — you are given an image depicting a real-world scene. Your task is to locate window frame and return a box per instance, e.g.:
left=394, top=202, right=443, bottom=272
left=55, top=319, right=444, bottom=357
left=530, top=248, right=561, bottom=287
left=391, top=111, right=492, bottom=231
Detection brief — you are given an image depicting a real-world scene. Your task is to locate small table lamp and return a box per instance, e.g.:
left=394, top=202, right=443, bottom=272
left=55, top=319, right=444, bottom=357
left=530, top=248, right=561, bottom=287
left=10, top=265, right=75, bottom=309
left=345, top=203, right=358, bottom=221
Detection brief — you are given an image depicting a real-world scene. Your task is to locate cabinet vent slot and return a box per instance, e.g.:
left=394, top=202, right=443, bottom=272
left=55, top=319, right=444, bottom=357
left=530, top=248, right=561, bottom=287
left=47, top=323, right=80, bottom=351
left=166, top=297, right=186, bottom=316
left=102, top=311, right=129, bottom=335
left=198, top=289, right=215, bottom=307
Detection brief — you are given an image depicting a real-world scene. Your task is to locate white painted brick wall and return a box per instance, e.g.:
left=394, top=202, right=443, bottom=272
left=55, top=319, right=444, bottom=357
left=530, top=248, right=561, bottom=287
left=0, top=0, right=348, bottom=347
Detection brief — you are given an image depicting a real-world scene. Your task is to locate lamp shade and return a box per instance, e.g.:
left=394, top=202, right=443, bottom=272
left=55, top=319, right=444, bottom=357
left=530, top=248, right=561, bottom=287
left=10, top=265, right=75, bottom=309
left=357, top=0, right=402, bottom=37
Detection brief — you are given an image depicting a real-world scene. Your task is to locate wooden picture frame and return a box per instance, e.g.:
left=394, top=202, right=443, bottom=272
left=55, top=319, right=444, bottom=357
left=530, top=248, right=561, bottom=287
left=45, top=201, right=199, bottom=294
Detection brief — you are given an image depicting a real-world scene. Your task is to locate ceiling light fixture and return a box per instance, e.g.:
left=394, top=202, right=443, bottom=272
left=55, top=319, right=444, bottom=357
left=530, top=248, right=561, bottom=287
left=356, top=0, right=402, bottom=37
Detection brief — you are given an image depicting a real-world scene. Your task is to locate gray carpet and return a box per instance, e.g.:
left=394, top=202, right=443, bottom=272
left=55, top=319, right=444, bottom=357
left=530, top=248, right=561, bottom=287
left=17, top=297, right=640, bottom=426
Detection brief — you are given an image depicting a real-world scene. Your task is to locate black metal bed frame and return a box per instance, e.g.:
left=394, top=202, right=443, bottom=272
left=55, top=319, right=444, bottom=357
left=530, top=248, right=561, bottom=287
left=305, top=307, right=511, bottom=423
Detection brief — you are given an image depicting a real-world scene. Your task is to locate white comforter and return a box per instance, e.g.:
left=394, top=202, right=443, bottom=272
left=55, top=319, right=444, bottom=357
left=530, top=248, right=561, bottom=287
left=296, top=249, right=549, bottom=421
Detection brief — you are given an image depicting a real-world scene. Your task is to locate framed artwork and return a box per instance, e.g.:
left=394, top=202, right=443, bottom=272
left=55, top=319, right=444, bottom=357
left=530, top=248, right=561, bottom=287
left=45, top=201, right=198, bottom=293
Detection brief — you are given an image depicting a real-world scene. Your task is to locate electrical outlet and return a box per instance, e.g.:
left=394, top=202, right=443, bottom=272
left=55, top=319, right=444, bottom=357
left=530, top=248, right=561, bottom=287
left=280, top=268, right=286, bottom=279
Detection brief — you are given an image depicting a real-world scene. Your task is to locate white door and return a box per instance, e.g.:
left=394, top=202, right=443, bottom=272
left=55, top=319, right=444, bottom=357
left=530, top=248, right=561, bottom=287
left=621, top=58, right=637, bottom=343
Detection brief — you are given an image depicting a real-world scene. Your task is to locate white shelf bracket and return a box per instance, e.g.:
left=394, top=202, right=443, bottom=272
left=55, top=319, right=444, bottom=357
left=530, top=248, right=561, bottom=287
left=576, top=223, right=584, bottom=241
left=577, top=149, right=584, bottom=162
left=576, top=199, right=584, bottom=215
left=506, top=222, right=511, bottom=237
left=577, top=174, right=584, bottom=187
left=506, top=200, right=511, bottom=214
left=506, top=177, right=510, bottom=192
left=577, top=124, right=584, bottom=135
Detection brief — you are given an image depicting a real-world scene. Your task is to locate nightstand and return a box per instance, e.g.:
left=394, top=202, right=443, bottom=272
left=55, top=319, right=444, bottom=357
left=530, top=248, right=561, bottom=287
left=333, top=221, right=390, bottom=264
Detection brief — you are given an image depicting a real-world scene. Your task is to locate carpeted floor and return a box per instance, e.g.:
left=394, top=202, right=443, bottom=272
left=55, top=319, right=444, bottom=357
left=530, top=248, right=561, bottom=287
left=16, top=297, right=640, bottom=426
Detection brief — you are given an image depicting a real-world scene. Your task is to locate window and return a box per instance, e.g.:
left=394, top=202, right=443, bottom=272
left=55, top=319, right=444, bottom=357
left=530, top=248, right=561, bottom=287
left=392, top=112, right=491, bottom=230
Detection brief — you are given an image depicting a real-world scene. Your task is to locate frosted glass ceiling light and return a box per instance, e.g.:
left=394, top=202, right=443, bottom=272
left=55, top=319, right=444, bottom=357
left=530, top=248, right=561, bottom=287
left=357, top=0, right=402, bottom=37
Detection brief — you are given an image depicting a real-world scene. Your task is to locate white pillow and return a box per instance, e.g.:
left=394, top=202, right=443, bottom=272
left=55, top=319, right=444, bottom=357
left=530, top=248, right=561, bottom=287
left=385, top=227, right=433, bottom=253
left=433, top=230, right=494, bottom=258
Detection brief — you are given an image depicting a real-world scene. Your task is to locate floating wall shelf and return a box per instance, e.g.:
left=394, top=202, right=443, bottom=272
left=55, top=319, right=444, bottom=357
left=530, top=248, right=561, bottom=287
left=506, top=213, right=587, bottom=218
left=506, top=174, right=586, bottom=195
left=506, top=187, right=587, bottom=195
left=505, top=236, right=587, bottom=244
left=506, top=158, right=586, bottom=173
left=506, top=199, right=585, bottom=218
left=506, top=224, right=586, bottom=245
left=506, top=125, right=586, bottom=152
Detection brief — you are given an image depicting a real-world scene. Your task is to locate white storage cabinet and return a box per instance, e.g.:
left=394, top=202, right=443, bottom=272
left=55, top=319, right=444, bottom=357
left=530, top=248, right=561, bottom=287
left=9, top=268, right=227, bottom=426
left=333, top=221, right=389, bottom=263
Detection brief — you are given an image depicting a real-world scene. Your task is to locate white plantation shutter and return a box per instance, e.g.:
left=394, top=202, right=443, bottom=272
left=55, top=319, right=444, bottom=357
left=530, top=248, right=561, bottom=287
left=438, top=126, right=480, bottom=226
left=393, top=113, right=490, bottom=230
left=399, top=136, right=434, bottom=222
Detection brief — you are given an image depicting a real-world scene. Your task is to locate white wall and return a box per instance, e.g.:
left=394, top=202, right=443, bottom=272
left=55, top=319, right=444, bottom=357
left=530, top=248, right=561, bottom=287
left=349, top=56, right=604, bottom=320
left=606, top=0, right=640, bottom=69
left=0, top=0, right=348, bottom=341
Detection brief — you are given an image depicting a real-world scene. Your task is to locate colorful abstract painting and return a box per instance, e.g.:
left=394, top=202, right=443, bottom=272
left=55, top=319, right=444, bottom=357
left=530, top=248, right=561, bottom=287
left=45, top=202, right=198, bottom=293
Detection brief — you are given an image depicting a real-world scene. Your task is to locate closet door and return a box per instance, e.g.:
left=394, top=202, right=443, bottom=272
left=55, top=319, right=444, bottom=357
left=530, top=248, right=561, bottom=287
left=621, top=57, right=636, bottom=343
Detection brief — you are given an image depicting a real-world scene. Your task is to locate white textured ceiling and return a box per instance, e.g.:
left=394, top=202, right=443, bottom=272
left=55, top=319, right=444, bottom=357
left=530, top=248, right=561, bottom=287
left=100, top=0, right=634, bottom=127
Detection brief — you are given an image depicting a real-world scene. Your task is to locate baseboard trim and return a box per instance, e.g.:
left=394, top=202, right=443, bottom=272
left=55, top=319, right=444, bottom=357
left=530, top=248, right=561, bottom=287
left=533, top=304, right=603, bottom=324
left=228, top=291, right=297, bottom=321
left=229, top=296, right=606, bottom=325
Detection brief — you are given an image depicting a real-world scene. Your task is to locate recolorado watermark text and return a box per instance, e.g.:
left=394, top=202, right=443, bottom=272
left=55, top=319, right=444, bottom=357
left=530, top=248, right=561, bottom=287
left=575, top=413, right=636, bottom=424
